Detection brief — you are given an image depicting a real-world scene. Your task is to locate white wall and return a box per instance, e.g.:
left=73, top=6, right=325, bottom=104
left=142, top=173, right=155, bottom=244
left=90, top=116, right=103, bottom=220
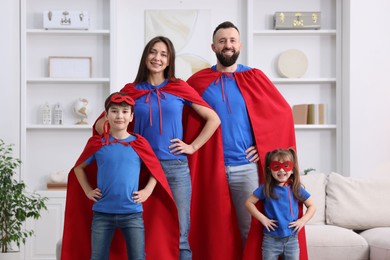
left=347, top=0, right=390, bottom=178
left=0, top=0, right=21, bottom=164
left=114, top=0, right=244, bottom=90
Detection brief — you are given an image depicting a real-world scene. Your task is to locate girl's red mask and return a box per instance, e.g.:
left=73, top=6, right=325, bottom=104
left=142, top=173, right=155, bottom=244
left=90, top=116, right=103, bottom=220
left=269, top=161, right=293, bottom=172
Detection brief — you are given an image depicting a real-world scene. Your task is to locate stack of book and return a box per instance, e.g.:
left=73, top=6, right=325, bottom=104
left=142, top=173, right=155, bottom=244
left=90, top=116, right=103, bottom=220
left=292, top=104, right=327, bottom=125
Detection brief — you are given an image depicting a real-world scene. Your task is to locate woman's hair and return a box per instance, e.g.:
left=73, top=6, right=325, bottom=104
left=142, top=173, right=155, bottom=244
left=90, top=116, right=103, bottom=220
left=263, top=147, right=305, bottom=201
left=134, top=36, right=177, bottom=83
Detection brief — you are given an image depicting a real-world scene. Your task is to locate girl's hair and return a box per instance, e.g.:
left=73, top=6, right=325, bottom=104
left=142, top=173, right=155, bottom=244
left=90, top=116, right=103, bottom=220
left=263, top=147, right=305, bottom=201
left=134, top=36, right=177, bottom=83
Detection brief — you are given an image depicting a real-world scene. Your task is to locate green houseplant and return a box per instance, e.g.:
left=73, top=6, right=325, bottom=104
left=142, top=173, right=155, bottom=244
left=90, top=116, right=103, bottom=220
left=0, top=139, right=47, bottom=254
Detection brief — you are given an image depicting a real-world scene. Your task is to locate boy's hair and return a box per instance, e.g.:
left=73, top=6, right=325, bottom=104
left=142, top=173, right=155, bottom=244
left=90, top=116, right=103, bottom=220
left=212, top=21, right=240, bottom=40
left=263, top=147, right=305, bottom=201
left=104, top=92, right=134, bottom=112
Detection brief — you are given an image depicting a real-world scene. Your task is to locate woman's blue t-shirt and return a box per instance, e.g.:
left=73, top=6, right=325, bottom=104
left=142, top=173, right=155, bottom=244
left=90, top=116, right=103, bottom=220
left=133, top=79, right=190, bottom=160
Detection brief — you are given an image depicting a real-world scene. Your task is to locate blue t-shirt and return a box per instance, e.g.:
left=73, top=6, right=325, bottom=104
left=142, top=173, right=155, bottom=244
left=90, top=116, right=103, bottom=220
left=133, top=80, right=191, bottom=160
left=201, top=64, right=255, bottom=166
left=253, top=184, right=311, bottom=237
left=85, top=134, right=142, bottom=214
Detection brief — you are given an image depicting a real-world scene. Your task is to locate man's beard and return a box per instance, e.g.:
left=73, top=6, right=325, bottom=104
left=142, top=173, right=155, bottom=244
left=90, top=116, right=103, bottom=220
left=216, top=49, right=240, bottom=67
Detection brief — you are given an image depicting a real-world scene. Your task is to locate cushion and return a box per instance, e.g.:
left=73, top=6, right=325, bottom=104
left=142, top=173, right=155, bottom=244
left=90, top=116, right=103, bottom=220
left=360, top=227, right=390, bottom=260
left=326, top=172, right=390, bottom=230
left=300, top=172, right=327, bottom=225
left=305, top=225, right=369, bottom=260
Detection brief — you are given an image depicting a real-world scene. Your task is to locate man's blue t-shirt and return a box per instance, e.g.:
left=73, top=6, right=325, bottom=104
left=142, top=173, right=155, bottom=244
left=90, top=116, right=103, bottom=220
left=201, top=64, right=255, bottom=166
left=85, top=134, right=142, bottom=214
left=133, top=80, right=191, bottom=160
left=253, top=184, right=311, bottom=237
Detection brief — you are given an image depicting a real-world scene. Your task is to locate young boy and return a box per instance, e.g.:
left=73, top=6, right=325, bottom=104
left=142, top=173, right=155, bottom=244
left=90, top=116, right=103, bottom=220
left=62, top=92, right=180, bottom=260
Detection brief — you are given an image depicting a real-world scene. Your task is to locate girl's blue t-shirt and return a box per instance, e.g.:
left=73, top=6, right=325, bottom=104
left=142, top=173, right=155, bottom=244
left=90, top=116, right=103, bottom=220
left=133, top=79, right=190, bottom=160
left=85, top=134, right=142, bottom=214
left=201, top=64, right=255, bottom=166
left=253, top=184, right=311, bottom=237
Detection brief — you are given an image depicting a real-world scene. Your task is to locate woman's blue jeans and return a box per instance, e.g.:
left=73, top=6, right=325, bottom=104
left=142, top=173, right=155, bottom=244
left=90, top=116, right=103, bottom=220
left=91, top=211, right=145, bottom=260
left=262, top=234, right=299, bottom=260
left=160, top=159, right=192, bottom=260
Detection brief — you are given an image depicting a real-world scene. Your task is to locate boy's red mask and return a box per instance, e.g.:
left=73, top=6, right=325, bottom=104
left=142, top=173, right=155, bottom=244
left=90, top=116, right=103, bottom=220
left=269, top=161, right=293, bottom=172
left=106, top=93, right=135, bottom=109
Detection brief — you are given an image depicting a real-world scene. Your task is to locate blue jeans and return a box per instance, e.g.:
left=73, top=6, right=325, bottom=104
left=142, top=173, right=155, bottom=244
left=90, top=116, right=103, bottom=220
left=91, top=211, right=145, bottom=260
left=160, top=159, right=192, bottom=260
left=225, top=163, right=259, bottom=248
left=262, top=234, right=299, bottom=260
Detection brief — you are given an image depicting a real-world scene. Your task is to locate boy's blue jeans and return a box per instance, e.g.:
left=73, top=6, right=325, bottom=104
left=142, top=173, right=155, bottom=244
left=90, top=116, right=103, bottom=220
left=160, top=158, right=192, bottom=260
left=91, top=211, right=145, bottom=260
left=262, top=233, right=299, bottom=260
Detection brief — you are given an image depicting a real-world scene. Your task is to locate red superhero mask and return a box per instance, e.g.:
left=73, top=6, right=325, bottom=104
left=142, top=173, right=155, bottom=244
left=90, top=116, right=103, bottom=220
left=106, top=93, right=135, bottom=109
left=269, top=161, right=293, bottom=172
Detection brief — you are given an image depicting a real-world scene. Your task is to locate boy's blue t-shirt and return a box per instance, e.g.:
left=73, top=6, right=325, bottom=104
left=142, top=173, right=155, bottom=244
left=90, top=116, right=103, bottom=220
left=253, top=184, right=311, bottom=237
left=85, top=134, right=142, bottom=214
left=133, top=79, right=191, bottom=160
left=201, top=64, right=255, bottom=166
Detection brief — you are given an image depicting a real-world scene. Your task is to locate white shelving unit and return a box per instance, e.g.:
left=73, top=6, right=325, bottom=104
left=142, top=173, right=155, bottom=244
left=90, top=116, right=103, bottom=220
left=20, top=1, right=116, bottom=259
left=245, top=0, right=342, bottom=173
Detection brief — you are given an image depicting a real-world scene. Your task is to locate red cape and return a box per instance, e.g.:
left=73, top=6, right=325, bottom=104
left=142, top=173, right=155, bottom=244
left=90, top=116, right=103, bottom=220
left=119, top=80, right=242, bottom=260
left=186, top=68, right=308, bottom=260
left=61, top=133, right=180, bottom=260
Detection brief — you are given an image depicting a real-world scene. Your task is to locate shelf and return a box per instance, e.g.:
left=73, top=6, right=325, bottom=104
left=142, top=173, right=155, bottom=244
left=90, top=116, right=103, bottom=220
left=27, top=29, right=110, bottom=36
left=27, top=78, right=110, bottom=83
left=294, top=124, right=336, bottom=130
left=271, top=78, right=336, bottom=84
left=27, top=125, right=92, bottom=130
left=253, top=30, right=336, bottom=36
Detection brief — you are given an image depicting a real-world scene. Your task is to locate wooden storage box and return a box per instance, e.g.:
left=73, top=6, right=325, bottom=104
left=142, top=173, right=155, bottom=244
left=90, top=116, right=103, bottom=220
left=43, top=10, right=90, bottom=30
left=274, top=12, right=321, bottom=30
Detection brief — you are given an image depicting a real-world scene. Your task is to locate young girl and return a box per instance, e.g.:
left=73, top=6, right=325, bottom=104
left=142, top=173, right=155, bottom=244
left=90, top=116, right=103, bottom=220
left=245, top=148, right=316, bottom=260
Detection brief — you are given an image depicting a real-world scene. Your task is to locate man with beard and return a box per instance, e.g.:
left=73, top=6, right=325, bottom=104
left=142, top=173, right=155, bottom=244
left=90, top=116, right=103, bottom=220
left=186, top=21, right=308, bottom=259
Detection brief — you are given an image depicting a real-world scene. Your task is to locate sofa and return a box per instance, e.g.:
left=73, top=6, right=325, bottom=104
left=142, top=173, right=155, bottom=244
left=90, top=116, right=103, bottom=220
left=301, top=172, right=390, bottom=260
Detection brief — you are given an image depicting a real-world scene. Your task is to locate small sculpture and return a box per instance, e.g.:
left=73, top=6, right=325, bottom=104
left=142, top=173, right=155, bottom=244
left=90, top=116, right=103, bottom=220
left=73, top=98, right=89, bottom=124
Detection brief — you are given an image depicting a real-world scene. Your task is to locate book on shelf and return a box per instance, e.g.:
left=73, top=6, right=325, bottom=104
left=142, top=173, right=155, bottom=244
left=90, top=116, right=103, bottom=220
left=292, top=104, right=309, bottom=124
left=292, top=103, right=327, bottom=125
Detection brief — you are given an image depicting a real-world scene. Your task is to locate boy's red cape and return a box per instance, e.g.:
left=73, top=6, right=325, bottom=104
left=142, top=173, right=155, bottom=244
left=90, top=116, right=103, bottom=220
left=119, top=80, right=243, bottom=260
left=61, top=133, right=180, bottom=260
left=186, top=68, right=308, bottom=260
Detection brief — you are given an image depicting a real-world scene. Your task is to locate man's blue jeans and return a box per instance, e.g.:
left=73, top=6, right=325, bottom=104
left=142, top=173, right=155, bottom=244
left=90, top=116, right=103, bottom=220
left=262, top=233, right=299, bottom=260
left=160, top=159, right=192, bottom=260
left=91, top=211, right=145, bottom=260
left=226, top=162, right=259, bottom=248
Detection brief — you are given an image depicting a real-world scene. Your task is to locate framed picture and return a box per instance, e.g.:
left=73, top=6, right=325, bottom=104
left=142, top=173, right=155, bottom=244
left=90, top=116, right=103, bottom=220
left=49, top=56, right=92, bottom=78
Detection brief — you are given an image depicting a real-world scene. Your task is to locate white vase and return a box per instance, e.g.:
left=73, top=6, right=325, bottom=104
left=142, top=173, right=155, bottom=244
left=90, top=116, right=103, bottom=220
left=0, top=251, right=21, bottom=260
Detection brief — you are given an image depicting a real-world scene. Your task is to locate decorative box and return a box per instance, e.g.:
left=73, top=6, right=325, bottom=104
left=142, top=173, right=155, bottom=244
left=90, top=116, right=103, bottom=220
left=274, top=12, right=321, bottom=30
left=43, top=10, right=90, bottom=30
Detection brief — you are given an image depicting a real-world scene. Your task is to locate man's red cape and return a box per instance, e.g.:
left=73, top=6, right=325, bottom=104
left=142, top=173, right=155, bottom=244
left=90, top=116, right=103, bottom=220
left=61, top=133, right=180, bottom=260
left=186, top=68, right=308, bottom=260
left=118, top=80, right=243, bottom=260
